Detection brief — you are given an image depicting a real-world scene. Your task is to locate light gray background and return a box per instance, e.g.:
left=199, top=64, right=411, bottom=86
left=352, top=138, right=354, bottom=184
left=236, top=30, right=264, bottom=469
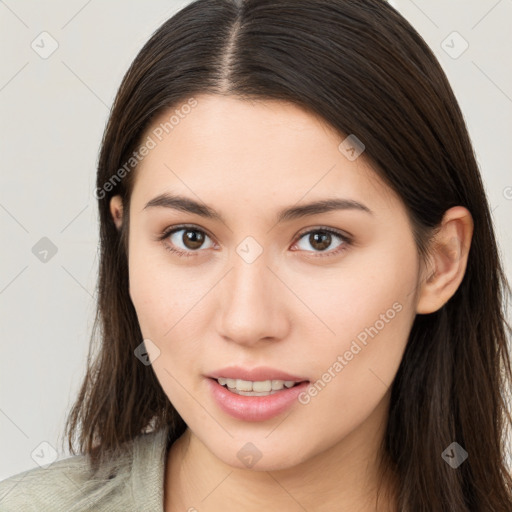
left=1, top=0, right=511, bottom=480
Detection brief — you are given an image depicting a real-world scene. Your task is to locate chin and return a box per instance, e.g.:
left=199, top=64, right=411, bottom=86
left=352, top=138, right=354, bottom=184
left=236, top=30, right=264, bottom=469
left=206, top=437, right=313, bottom=472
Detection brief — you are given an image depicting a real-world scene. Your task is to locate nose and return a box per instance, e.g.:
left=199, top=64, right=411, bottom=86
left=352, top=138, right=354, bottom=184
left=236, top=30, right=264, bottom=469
left=216, top=254, right=291, bottom=347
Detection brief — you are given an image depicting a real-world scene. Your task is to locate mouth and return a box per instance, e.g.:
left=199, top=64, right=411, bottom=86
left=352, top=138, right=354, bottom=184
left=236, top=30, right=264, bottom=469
left=209, top=377, right=309, bottom=396
left=206, top=368, right=311, bottom=421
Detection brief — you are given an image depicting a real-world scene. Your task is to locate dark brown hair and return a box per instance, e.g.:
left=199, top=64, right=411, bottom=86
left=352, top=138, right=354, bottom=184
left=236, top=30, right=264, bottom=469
left=64, top=0, right=512, bottom=509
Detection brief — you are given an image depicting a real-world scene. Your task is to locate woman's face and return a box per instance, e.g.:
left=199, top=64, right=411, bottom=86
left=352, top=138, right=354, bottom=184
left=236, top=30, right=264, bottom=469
left=120, top=94, right=423, bottom=470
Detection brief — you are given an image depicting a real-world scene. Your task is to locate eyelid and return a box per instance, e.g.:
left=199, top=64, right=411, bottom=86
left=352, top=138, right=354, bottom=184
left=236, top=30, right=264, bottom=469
left=159, top=224, right=352, bottom=241
left=158, top=223, right=215, bottom=242
left=295, top=225, right=353, bottom=241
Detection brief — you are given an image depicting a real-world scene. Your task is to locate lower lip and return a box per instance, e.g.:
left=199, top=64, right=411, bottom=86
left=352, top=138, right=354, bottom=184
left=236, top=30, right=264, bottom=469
left=206, top=378, right=310, bottom=422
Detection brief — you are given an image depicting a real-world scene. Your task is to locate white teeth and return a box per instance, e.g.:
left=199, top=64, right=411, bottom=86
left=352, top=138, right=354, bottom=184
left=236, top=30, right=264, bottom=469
left=252, top=380, right=272, bottom=392
left=271, top=380, right=284, bottom=390
left=236, top=379, right=253, bottom=391
left=216, top=377, right=301, bottom=392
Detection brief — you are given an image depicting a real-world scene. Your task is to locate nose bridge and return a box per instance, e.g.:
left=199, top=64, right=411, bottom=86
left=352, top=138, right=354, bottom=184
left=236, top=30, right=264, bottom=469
left=216, top=244, right=288, bottom=345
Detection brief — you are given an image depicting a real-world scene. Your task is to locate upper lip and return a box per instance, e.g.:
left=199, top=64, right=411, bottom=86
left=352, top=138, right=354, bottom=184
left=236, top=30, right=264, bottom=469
left=207, top=366, right=309, bottom=382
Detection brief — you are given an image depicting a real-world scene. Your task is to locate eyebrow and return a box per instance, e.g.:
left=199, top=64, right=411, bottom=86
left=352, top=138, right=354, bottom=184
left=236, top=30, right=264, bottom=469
left=143, top=193, right=373, bottom=223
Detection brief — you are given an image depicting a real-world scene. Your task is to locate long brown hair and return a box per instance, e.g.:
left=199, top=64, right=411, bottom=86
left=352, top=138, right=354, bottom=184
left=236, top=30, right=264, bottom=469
left=64, top=0, right=512, bottom=509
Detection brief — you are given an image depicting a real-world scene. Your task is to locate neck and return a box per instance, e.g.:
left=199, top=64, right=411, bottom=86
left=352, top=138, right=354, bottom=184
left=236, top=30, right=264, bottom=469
left=164, top=395, right=398, bottom=512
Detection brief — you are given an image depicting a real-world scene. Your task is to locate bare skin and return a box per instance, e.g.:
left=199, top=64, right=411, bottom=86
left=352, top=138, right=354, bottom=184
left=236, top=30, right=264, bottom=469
left=109, top=94, right=473, bottom=511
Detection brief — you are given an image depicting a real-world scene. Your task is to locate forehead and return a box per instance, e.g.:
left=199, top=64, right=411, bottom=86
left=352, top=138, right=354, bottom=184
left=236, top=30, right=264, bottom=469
left=131, top=94, right=398, bottom=214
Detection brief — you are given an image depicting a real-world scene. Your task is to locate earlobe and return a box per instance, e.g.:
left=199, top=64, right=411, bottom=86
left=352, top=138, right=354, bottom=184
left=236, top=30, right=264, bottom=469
left=109, top=195, right=124, bottom=231
left=416, top=206, right=474, bottom=314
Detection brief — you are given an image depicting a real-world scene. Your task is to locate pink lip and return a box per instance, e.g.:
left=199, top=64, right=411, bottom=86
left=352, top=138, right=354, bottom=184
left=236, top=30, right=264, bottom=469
left=207, top=366, right=309, bottom=382
left=206, top=378, right=310, bottom=422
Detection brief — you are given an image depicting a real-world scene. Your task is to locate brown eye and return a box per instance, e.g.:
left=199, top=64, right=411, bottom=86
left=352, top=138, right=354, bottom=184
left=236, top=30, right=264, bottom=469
left=163, top=227, right=214, bottom=255
left=181, top=229, right=205, bottom=250
left=308, top=231, right=332, bottom=251
left=293, top=228, right=350, bottom=256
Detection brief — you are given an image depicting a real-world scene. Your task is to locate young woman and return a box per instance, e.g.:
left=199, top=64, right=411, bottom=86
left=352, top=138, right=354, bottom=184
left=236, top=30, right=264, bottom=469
left=1, top=0, right=511, bottom=510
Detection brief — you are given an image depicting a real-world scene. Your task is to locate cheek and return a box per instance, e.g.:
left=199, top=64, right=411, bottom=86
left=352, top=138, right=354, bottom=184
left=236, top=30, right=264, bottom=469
left=128, top=242, right=208, bottom=338
left=294, top=239, right=417, bottom=347
left=128, top=250, right=206, bottom=403
left=295, top=245, right=418, bottom=424
left=127, top=244, right=218, bottom=403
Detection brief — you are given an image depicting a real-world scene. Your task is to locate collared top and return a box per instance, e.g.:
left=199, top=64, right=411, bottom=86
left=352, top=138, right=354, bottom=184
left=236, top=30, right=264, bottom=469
left=0, top=426, right=171, bottom=512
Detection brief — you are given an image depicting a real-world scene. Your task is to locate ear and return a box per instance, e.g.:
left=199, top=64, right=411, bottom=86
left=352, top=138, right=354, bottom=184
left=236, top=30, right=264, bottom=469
left=110, top=195, right=124, bottom=231
left=416, top=206, right=474, bottom=314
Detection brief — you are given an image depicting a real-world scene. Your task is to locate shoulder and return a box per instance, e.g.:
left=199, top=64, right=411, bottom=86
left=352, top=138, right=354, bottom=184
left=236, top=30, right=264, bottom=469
left=0, top=452, right=95, bottom=512
left=0, top=427, right=170, bottom=512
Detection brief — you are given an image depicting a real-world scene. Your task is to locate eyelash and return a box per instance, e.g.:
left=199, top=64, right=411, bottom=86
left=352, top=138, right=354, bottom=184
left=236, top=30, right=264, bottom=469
left=158, top=224, right=352, bottom=259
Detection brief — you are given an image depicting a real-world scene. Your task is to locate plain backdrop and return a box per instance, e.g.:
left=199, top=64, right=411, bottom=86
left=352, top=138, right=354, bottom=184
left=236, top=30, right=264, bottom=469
left=1, top=0, right=511, bottom=480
